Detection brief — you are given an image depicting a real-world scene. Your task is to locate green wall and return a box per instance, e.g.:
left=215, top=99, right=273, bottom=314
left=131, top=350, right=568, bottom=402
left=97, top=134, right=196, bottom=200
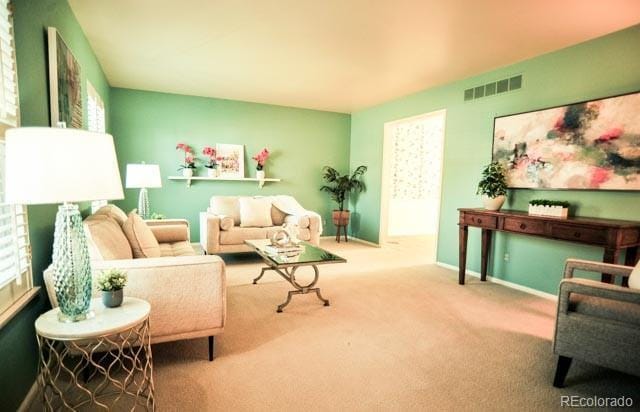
left=0, top=0, right=111, bottom=408
left=350, top=25, right=640, bottom=294
left=109, top=88, right=351, bottom=240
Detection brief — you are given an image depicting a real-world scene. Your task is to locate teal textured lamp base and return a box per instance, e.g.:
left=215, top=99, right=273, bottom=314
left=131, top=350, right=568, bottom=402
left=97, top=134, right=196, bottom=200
left=52, top=203, right=94, bottom=323
left=137, top=188, right=149, bottom=220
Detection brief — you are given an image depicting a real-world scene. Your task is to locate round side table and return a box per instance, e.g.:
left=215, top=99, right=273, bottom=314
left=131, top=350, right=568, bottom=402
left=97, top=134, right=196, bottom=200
left=35, top=297, right=155, bottom=411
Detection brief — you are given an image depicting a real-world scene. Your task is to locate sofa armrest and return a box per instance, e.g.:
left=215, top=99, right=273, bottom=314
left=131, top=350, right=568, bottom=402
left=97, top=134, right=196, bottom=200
left=558, top=278, right=640, bottom=314
left=146, top=219, right=190, bottom=242
left=200, top=212, right=221, bottom=254
left=563, top=258, right=633, bottom=280
left=148, top=224, right=189, bottom=243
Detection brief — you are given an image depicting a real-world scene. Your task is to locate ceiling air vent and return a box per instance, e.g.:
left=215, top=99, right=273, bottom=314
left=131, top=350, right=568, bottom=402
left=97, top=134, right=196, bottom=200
left=464, top=74, right=523, bottom=102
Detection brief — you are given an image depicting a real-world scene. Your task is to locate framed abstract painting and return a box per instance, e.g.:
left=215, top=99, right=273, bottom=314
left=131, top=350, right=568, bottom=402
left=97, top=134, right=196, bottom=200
left=47, top=27, right=83, bottom=129
left=492, top=91, right=640, bottom=190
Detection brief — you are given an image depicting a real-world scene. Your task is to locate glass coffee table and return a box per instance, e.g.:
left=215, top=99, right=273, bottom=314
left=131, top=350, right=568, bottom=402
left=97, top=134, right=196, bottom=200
left=245, top=239, right=346, bottom=312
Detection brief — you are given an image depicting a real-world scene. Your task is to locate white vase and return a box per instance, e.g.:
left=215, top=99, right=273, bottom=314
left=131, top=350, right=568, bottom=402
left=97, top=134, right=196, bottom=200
left=182, top=168, right=194, bottom=178
left=482, top=195, right=505, bottom=211
left=256, top=170, right=265, bottom=180
left=207, top=167, right=218, bottom=178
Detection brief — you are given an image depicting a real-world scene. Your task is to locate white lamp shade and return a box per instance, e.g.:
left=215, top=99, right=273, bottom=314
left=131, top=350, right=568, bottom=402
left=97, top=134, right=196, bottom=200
left=126, top=164, right=162, bottom=189
left=4, top=127, right=124, bottom=205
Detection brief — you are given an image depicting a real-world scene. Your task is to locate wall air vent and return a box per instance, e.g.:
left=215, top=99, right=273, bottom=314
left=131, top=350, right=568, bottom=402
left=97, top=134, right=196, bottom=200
left=464, top=74, right=523, bottom=102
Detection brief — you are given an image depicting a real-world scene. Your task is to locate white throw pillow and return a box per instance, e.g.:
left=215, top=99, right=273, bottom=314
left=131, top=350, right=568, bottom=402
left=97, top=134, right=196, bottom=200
left=629, top=261, right=640, bottom=289
left=239, top=197, right=273, bottom=228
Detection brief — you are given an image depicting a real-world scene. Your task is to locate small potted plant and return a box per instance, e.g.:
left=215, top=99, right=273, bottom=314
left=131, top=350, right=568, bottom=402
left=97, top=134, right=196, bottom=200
left=252, top=148, right=270, bottom=180
left=202, top=146, right=219, bottom=177
left=477, top=161, right=508, bottom=211
left=320, top=165, right=367, bottom=234
left=97, top=269, right=128, bottom=308
left=176, top=142, right=197, bottom=177
left=528, top=199, right=570, bottom=218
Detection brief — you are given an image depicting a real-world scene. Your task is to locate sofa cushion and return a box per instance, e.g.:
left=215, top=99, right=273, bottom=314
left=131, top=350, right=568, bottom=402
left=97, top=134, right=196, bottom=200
left=271, top=205, right=287, bottom=226
left=239, top=197, right=273, bottom=227
left=159, top=241, right=197, bottom=257
left=209, top=196, right=241, bottom=225
left=220, top=227, right=269, bottom=245
left=149, top=224, right=189, bottom=243
left=629, top=261, right=640, bottom=290
left=122, top=212, right=162, bottom=258
left=83, top=215, right=133, bottom=260
left=569, top=293, right=640, bottom=326
left=93, top=204, right=128, bottom=227
left=220, top=216, right=234, bottom=231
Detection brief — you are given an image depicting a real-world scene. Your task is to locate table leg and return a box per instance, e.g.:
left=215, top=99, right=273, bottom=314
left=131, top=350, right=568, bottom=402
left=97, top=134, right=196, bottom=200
left=623, top=246, right=638, bottom=287
left=252, top=267, right=270, bottom=284
left=481, top=229, right=492, bottom=282
left=274, top=265, right=329, bottom=312
left=459, top=225, right=468, bottom=285
left=602, top=248, right=620, bottom=284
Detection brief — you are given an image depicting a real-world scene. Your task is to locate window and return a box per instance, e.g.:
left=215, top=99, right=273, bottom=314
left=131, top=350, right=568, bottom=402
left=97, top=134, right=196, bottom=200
left=0, top=0, right=34, bottom=321
left=87, top=81, right=108, bottom=213
left=87, top=81, right=105, bottom=133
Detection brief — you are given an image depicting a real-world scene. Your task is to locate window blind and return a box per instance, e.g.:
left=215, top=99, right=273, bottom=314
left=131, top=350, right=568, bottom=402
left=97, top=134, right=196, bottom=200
left=0, top=142, right=30, bottom=288
left=0, top=0, right=17, bottom=128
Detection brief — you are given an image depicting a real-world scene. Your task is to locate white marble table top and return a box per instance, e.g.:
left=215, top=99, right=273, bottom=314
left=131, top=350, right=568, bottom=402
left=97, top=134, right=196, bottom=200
left=35, top=297, right=150, bottom=340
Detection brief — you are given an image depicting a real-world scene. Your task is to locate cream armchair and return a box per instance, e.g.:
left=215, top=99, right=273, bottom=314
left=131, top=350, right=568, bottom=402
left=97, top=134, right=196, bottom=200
left=200, top=195, right=322, bottom=254
left=43, top=205, right=226, bottom=361
left=552, top=258, right=640, bottom=387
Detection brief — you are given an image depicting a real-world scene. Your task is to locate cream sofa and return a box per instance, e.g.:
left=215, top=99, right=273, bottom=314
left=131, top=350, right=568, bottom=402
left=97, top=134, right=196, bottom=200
left=200, top=195, right=322, bottom=254
left=44, top=205, right=226, bottom=360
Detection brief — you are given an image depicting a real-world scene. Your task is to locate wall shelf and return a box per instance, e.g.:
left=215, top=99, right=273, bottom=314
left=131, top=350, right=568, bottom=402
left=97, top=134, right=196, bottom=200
left=168, top=176, right=281, bottom=188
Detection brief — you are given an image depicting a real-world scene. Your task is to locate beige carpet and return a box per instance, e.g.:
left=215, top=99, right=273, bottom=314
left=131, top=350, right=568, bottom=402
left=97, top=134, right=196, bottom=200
left=149, top=239, right=639, bottom=411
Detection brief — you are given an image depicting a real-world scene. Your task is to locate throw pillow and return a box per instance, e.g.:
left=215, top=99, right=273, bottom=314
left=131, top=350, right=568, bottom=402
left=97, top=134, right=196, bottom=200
left=83, top=215, right=133, bottom=260
left=629, top=261, right=640, bottom=289
left=239, top=197, right=273, bottom=228
left=219, top=216, right=234, bottom=231
left=93, top=204, right=128, bottom=227
left=122, top=212, right=161, bottom=258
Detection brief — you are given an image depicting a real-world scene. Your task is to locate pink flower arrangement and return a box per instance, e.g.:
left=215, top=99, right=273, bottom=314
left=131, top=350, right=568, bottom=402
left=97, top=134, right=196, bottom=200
left=202, top=146, right=218, bottom=168
left=252, top=148, right=270, bottom=171
left=176, top=142, right=197, bottom=170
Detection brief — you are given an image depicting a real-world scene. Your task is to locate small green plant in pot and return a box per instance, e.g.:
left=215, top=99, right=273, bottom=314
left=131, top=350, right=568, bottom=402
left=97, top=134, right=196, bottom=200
left=320, top=165, right=367, bottom=233
left=477, top=161, right=508, bottom=211
left=97, top=269, right=128, bottom=308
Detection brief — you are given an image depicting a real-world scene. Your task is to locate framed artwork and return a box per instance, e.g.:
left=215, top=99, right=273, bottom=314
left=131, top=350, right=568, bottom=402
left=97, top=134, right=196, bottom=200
left=216, top=143, right=244, bottom=178
left=47, top=27, right=83, bottom=129
left=492, top=91, right=640, bottom=190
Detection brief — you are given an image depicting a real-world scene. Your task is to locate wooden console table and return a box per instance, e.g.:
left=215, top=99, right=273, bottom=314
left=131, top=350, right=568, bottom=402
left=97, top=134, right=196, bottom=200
left=458, top=208, right=640, bottom=286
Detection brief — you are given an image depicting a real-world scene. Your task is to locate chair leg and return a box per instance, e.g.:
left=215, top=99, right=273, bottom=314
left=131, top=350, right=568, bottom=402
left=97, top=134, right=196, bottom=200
left=208, top=336, right=215, bottom=361
left=553, top=355, right=572, bottom=388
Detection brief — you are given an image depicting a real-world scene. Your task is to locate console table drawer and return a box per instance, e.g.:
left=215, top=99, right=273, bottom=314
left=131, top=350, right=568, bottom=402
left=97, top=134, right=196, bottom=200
left=551, top=224, right=607, bottom=245
left=504, top=217, right=545, bottom=235
left=463, top=213, right=497, bottom=229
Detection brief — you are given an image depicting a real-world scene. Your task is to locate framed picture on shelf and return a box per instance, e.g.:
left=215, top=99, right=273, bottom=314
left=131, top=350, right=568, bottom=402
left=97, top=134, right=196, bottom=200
left=492, top=91, right=640, bottom=191
left=216, top=143, right=245, bottom=178
left=47, top=27, right=83, bottom=129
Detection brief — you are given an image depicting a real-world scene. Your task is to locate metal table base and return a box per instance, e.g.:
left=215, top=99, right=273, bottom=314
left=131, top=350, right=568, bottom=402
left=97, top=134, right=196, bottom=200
left=253, top=264, right=330, bottom=312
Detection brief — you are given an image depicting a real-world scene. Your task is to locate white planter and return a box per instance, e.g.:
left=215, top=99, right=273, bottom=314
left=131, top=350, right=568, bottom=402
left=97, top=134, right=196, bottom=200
left=256, top=170, right=265, bottom=180
left=528, top=204, right=568, bottom=218
left=207, top=167, right=218, bottom=178
left=482, top=195, right=505, bottom=211
left=182, top=168, right=194, bottom=178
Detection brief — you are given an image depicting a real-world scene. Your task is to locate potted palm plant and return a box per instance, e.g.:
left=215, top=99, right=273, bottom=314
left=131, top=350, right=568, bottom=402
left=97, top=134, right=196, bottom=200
left=320, top=165, right=367, bottom=228
left=477, top=161, right=508, bottom=210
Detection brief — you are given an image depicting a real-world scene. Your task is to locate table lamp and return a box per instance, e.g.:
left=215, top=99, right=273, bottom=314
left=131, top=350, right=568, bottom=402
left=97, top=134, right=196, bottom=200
left=5, top=127, right=124, bottom=322
left=125, top=163, right=162, bottom=219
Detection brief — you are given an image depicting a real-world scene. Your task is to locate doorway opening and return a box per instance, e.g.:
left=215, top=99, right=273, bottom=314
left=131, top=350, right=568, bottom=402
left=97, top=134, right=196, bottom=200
left=380, top=110, right=446, bottom=261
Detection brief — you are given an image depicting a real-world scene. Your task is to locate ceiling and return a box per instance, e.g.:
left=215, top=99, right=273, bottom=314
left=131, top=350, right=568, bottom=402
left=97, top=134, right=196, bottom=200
left=68, top=0, right=640, bottom=113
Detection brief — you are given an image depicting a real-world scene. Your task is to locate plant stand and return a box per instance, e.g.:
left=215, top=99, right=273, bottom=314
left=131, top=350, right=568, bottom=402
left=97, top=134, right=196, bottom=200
left=335, top=225, right=348, bottom=243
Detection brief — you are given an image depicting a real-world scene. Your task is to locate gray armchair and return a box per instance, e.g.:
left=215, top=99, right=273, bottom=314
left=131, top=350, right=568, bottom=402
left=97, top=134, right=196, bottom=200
left=552, top=258, right=640, bottom=387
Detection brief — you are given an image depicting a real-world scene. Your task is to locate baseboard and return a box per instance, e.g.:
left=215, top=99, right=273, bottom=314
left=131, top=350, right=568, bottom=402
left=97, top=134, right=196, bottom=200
left=435, top=261, right=557, bottom=301
left=320, top=235, right=381, bottom=248
left=18, top=378, right=38, bottom=412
